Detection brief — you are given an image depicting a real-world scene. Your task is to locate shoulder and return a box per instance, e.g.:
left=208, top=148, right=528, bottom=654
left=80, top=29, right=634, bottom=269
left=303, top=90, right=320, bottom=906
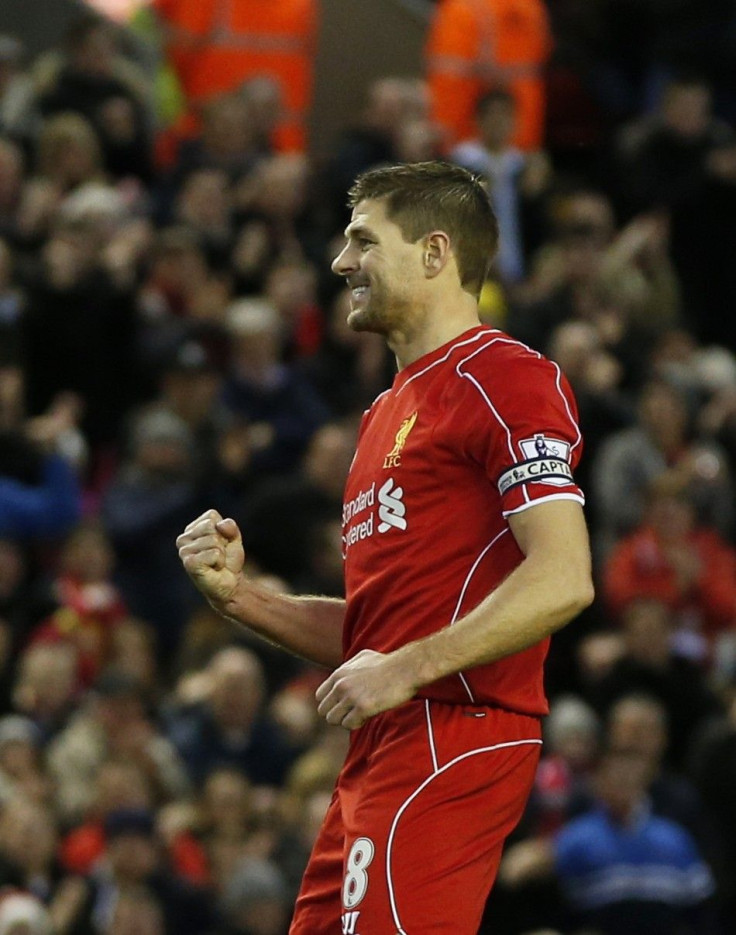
left=450, top=141, right=486, bottom=166
left=450, top=331, right=572, bottom=407
left=553, top=812, right=607, bottom=868
left=555, top=811, right=604, bottom=847
left=645, top=814, right=701, bottom=859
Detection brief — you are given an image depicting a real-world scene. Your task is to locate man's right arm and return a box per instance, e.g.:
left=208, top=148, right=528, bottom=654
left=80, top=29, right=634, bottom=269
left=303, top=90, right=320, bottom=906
left=177, top=510, right=345, bottom=668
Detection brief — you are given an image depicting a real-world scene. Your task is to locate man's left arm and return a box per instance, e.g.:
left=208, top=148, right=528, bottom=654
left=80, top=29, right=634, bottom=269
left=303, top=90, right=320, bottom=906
left=316, top=499, right=594, bottom=729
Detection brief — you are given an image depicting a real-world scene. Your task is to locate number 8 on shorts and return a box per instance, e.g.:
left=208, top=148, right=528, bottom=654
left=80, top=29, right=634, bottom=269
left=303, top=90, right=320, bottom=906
left=343, top=837, right=375, bottom=909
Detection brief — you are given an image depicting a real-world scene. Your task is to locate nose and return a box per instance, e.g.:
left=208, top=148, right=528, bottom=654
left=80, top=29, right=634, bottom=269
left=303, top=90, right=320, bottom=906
left=331, top=241, right=357, bottom=278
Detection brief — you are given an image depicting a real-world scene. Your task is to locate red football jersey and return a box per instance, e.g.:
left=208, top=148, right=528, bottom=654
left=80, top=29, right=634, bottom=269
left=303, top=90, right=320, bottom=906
left=341, top=326, right=585, bottom=716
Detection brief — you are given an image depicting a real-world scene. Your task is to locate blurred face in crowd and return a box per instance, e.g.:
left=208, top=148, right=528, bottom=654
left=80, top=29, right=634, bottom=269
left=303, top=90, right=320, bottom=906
left=241, top=76, right=282, bottom=144
left=96, top=691, right=145, bottom=736
left=646, top=489, right=695, bottom=541
left=0, top=237, right=13, bottom=291
left=252, top=155, right=308, bottom=219
left=0, top=365, right=24, bottom=430
left=638, top=381, right=688, bottom=449
left=607, top=696, right=668, bottom=765
left=0, top=798, right=57, bottom=872
left=595, top=750, right=652, bottom=822
left=150, top=235, right=209, bottom=295
left=94, top=760, right=152, bottom=818
left=202, top=768, right=253, bottom=836
left=162, top=368, right=222, bottom=426
left=70, top=22, right=116, bottom=77
left=60, top=523, right=115, bottom=583
left=0, top=141, right=22, bottom=213
left=548, top=322, right=599, bottom=383
left=202, top=95, right=257, bottom=162
left=556, top=193, right=614, bottom=283
left=108, top=890, right=164, bottom=935
left=303, top=424, right=355, bottom=496
left=209, top=649, right=265, bottom=733
left=478, top=94, right=516, bottom=151
left=366, top=78, right=408, bottom=135
left=621, top=600, right=672, bottom=668
left=37, top=115, right=102, bottom=188
left=228, top=301, right=282, bottom=374
left=0, top=538, right=25, bottom=599
left=13, top=643, right=78, bottom=721
left=110, top=621, right=158, bottom=690
left=230, top=897, right=288, bottom=935
left=546, top=700, right=599, bottom=772
left=662, top=82, right=712, bottom=139
left=107, top=832, right=158, bottom=883
left=265, top=261, right=317, bottom=319
left=177, top=169, right=231, bottom=233
left=394, top=118, right=440, bottom=164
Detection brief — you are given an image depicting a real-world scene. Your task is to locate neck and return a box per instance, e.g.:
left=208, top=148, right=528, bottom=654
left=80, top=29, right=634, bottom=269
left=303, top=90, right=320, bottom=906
left=388, top=293, right=481, bottom=369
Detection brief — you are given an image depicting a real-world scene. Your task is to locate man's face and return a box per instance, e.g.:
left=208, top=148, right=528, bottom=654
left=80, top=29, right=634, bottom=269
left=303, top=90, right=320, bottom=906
left=331, top=199, right=424, bottom=336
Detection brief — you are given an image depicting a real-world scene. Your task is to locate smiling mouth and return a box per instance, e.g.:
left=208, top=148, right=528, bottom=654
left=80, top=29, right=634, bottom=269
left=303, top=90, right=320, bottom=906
left=351, top=285, right=369, bottom=302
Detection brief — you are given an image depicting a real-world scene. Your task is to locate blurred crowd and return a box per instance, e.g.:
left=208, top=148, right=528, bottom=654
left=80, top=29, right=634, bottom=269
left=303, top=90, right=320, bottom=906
left=0, top=1, right=736, bottom=933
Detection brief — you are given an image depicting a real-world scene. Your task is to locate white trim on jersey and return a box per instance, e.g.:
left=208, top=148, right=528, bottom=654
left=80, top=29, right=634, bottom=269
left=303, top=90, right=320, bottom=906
left=502, top=492, right=586, bottom=518
left=424, top=700, right=439, bottom=773
left=448, top=527, right=510, bottom=702
left=455, top=368, right=517, bottom=462
left=396, top=328, right=499, bottom=396
left=551, top=360, right=583, bottom=454
left=385, top=737, right=544, bottom=934
left=454, top=334, right=583, bottom=507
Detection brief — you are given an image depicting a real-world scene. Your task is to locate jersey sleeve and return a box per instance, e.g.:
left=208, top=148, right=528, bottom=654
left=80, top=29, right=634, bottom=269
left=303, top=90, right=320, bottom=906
left=455, top=344, right=585, bottom=516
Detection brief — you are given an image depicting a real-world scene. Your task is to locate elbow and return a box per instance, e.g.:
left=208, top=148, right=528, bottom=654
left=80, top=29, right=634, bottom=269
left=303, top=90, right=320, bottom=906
left=567, top=576, right=595, bottom=619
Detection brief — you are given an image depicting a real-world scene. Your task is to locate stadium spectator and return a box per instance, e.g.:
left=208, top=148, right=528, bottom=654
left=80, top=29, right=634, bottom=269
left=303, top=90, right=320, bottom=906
left=604, top=480, right=736, bottom=663
left=587, top=602, right=724, bottom=768
left=222, top=297, right=329, bottom=478
left=452, top=87, right=552, bottom=284
left=238, top=421, right=355, bottom=587
left=34, top=14, right=152, bottom=181
left=426, top=0, right=552, bottom=150
left=166, top=647, right=299, bottom=789
left=101, top=408, right=206, bottom=653
left=592, top=378, right=733, bottom=555
left=0, top=796, right=87, bottom=934
left=11, top=642, right=79, bottom=742
left=152, top=0, right=317, bottom=153
left=500, top=747, right=720, bottom=935
left=0, top=36, right=37, bottom=142
left=47, top=668, right=189, bottom=824
left=79, top=806, right=213, bottom=935
left=0, top=363, right=82, bottom=541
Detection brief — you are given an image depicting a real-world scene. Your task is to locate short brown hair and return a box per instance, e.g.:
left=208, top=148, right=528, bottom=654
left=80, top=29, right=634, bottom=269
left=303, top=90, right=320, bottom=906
left=348, top=161, right=498, bottom=298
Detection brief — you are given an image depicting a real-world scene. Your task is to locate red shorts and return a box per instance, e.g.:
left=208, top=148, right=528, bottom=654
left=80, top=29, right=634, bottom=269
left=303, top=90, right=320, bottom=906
left=290, top=699, right=542, bottom=935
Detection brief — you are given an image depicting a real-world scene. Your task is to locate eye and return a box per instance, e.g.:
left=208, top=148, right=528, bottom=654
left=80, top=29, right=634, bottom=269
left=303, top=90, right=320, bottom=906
left=357, top=238, right=374, bottom=250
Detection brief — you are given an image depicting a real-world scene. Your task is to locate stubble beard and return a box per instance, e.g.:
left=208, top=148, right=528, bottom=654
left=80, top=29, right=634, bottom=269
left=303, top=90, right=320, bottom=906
left=347, top=288, right=389, bottom=335
left=347, top=282, right=413, bottom=337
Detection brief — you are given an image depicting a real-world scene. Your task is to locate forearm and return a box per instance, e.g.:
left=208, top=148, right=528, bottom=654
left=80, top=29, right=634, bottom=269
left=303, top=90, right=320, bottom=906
left=218, top=577, right=346, bottom=668
left=396, top=550, right=593, bottom=689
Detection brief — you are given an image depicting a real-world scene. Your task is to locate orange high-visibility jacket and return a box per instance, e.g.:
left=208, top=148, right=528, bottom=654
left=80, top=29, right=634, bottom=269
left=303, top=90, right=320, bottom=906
left=154, top=0, right=317, bottom=151
left=426, top=0, right=552, bottom=150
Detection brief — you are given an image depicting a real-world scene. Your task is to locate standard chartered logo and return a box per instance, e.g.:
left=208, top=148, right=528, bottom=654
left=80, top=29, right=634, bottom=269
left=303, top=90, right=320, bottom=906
left=342, top=477, right=407, bottom=554
left=377, top=478, right=406, bottom=532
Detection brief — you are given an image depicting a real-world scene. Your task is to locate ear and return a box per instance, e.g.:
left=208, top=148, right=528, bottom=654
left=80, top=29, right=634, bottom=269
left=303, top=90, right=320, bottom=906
left=422, top=231, right=451, bottom=279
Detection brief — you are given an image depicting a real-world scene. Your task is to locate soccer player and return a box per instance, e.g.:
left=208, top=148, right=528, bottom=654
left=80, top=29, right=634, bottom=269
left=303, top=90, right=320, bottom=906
left=176, top=161, right=594, bottom=934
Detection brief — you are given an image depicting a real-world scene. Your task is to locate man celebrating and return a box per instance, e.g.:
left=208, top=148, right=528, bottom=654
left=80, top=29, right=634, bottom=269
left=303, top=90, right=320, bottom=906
left=177, top=162, right=593, bottom=934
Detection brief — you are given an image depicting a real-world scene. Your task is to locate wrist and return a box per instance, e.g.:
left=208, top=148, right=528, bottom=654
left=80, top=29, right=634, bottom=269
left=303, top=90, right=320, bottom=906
left=394, top=638, right=444, bottom=691
left=218, top=573, right=249, bottom=619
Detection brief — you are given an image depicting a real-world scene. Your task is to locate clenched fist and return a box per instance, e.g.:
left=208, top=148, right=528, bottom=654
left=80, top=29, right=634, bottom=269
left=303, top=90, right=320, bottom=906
left=176, top=509, right=244, bottom=606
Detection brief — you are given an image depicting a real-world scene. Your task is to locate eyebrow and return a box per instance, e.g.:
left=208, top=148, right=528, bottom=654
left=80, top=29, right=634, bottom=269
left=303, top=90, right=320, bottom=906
left=343, top=223, right=377, bottom=240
